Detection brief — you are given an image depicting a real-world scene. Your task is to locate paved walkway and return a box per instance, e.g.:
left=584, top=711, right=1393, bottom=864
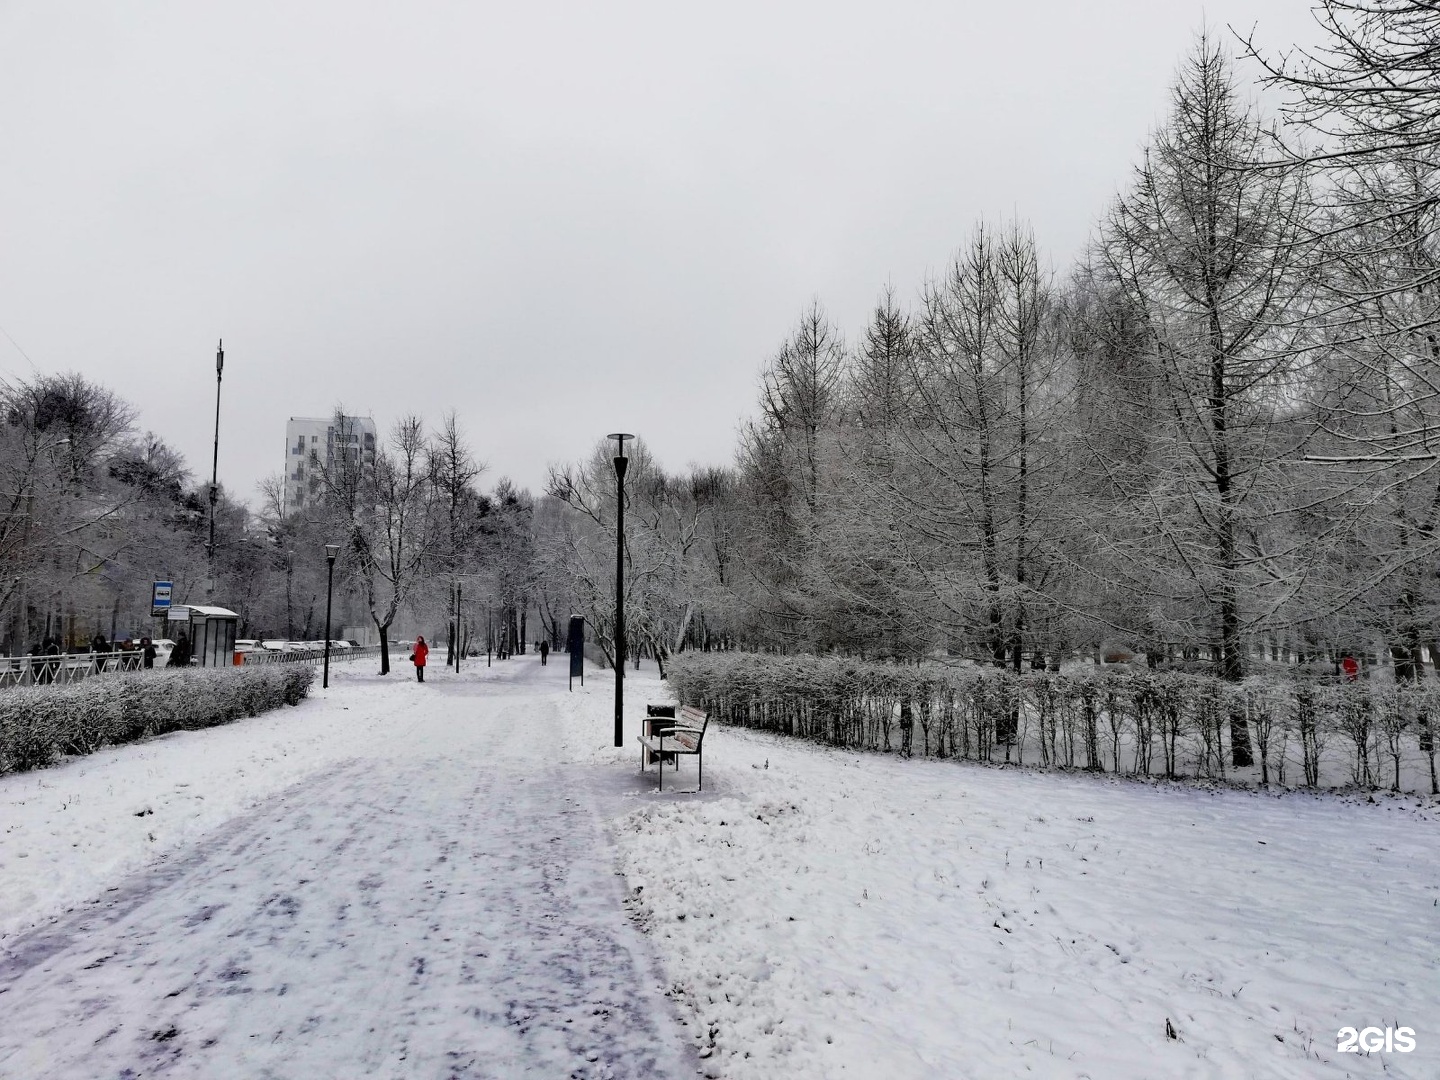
left=0, top=664, right=693, bottom=1079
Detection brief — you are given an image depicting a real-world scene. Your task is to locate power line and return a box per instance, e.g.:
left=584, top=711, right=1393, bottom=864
left=0, top=322, right=39, bottom=373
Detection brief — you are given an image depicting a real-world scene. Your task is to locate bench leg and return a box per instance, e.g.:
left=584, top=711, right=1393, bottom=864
left=658, top=750, right=663, bottom=792
left=698, top=749, right=702, bottom=792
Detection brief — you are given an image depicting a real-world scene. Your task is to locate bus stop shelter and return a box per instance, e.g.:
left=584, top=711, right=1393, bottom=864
left=171, top=604, right=240, bottom=667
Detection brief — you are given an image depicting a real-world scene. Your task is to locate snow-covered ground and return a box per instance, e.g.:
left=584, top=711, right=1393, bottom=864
left=1, top=656, right=1436, bottom=1078
left=0, top=659, right=692, bottom=1078
left=618, top=671, right=1440, bottom=1080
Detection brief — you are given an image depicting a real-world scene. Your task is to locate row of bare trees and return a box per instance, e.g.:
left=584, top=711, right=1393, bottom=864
left=0, top=371, right=274, bottom=652
left=531, top=10, right=1440, bottom=721
left=0, top=377, right=547, bottom=675
left=273, top=410, right=541, bottom=675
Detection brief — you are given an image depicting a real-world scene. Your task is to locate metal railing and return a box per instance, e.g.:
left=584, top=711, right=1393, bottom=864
left=242, top=645, right=384, bottom=667
left=0, top=650, right=148, bottom=687
left=0, top=643, right=391, bottom=687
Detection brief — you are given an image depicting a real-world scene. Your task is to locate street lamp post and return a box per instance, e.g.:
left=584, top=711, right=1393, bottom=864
left=207, top=340, right=224, bottom=600
left=322, top=543, right=340, bottom=688
left=608, top=433, right=633, bottom=747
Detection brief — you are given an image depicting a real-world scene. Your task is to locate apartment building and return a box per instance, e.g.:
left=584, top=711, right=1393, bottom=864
left=283, top=415, right=377, bottom=515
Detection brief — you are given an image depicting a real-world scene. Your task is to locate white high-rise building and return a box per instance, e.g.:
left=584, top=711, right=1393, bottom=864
left=283, top=415, right=377, bottom=515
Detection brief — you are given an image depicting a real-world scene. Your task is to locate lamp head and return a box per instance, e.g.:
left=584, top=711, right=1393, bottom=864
left=216, top=340, right=224, bottom=376
left=325, top=543, right=341, bottom=563
left=606, top=432, right=634, bottom=459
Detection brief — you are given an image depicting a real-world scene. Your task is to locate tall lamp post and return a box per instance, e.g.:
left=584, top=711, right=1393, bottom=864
left=607, top=433, right=633, bottom=747
left=322, top=543, right=340, bottom=688
left=207, top=340, right=224, bottom=600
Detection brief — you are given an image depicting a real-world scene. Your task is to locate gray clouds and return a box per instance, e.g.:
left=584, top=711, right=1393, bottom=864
left=0, top=0, right=1320, bottom=501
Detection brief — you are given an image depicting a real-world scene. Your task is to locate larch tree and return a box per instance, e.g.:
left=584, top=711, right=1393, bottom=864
left=1246, top=1, right=1440, bottom=675
left=1097, top=35, right=1318, bottom=761
left=427, top=412, right=485, bottom=663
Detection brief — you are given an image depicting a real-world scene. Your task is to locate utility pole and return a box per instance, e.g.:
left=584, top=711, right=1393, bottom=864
left=207, top=340, right=224, bottom=600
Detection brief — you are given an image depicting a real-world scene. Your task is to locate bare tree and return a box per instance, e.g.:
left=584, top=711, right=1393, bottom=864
left=1243, top=1, right=1440, bottom=170
left=1096, top=34, right=1319, bottom=760
left=427, top=412, right=485, bottom=662
left=323, top=412, right=436, bottom=674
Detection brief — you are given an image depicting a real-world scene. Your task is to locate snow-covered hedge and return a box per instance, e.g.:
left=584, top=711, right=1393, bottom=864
left=667, top=652, right=1440, bottom=793
left=0, top=665, right=314, bottom=776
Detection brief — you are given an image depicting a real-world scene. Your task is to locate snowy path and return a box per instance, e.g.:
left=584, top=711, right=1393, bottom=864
left=0, top=661, right=693, bottom=1079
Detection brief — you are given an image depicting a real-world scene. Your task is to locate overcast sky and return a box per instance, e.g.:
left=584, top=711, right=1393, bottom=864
left=0, top=1, right=1323, bottom=506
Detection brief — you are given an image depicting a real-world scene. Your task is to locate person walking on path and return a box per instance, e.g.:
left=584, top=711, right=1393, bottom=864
left=411, top=635, right=429, bottom=682
left=539, top=640, right=549, bottom=666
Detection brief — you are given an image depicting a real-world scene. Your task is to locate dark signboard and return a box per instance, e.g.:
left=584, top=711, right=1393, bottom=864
left=567, top=615, right=585, bottom=687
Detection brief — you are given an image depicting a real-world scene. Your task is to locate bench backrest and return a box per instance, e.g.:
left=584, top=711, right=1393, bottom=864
left=671, top=705, right=709, bottom=750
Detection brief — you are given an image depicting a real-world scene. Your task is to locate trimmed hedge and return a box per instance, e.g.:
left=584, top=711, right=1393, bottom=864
left=0, top=665, right=314, bottom=776
left=668, top=652, right=1440, bottom=793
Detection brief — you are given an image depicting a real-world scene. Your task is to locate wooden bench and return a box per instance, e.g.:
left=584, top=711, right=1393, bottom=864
left=638, top=704, right=709, bottom=792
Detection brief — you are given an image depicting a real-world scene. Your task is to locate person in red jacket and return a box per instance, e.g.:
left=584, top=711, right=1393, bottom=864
left=410, top=635, right=429, bottom=682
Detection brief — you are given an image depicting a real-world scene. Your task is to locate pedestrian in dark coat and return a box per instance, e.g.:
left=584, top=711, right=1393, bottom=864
left=39, top=636, right=60, bottom=684
left=539, top=640, right=549, bottom=666
left=168, top=632, right=191, bottom=668
left=141, top=637, right=157, bottom=669
left=411, top=635, right=428, bottom=682
left=90, top=632, right=109, bottom=671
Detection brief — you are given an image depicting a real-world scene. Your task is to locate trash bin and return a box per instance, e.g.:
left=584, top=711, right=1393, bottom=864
left=644, top=704, right=676, bottom=766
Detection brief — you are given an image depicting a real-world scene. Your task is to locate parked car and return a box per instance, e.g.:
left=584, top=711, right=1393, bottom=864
left=327, top=640, right=352, bottom=650
left=152, top=639, right=177, bottom=665
left=235, top=639, right=263, bottom=653
left=260, top=639, right=290, bottom=652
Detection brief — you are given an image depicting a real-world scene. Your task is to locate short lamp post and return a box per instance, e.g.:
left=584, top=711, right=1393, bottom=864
left=607, top=432, right=633, bottom=747
left=322, top=543, right=340, bottom=688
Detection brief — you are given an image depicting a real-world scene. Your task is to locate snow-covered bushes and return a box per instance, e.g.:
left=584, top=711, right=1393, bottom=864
left=0, top=665, right=314, bottom=776
left=668, top=652, right=1440, bottom=793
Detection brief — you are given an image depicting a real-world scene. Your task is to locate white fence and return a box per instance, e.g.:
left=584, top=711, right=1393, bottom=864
left=0, top=651, right=146, bottom=687
left=0, top=644, right=388, bottom=688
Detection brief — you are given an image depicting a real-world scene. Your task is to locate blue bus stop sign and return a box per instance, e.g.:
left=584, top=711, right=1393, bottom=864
left=151, top=581, right=173, bottom=617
